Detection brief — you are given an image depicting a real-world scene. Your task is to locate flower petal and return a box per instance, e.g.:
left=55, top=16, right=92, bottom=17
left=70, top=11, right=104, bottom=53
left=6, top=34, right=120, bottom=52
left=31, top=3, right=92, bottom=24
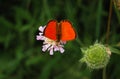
left=59, top=47, right=65, bottom=53
left=39, top=26, right=44, bottom=32
left=60, top=41, right=67, bottom=44
left=36, top=35, right=45, bottom=40
left=42, top=44, right=51, bottom=52
left=39, top=33, right=43, bottom=35
left=48, top=45, right=53, bottom=50
left=49, top=48, right=54, bottom=55
left=53, top=46, right=59, bottom=51
left=39, top=26, right=46, bottom=32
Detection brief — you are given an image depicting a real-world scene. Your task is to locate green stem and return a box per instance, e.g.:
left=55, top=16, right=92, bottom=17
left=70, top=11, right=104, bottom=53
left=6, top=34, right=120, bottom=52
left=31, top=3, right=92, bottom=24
left=106, top=0, right=113, bottom=45
left=103, top=0, right=113, bottom=79
left=103, top=67, right=106, bottom=79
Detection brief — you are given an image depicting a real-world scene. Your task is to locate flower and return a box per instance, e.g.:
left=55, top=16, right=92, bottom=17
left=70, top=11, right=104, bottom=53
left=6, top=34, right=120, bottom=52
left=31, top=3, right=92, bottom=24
left=36, top=26, right=66, bottom=55
left=36, top=26, right=45, bottom=40
left=80, top=43, right=110, bottom=69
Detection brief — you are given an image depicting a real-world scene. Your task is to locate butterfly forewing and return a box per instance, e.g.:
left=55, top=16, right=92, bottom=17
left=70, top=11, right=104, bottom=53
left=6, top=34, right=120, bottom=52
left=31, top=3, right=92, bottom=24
left=61, top=20, right=76, bottom=41
left=44, top=20, right=57, bottom=40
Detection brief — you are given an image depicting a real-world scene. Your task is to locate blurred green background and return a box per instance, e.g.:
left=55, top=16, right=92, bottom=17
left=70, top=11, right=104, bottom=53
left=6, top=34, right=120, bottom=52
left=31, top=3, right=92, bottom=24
left=0, top=0, right=120, bottom=79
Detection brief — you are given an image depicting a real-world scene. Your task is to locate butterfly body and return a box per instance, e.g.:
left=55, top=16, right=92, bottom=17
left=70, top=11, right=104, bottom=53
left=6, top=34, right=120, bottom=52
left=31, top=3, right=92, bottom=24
left=44, top=20, right=76, bottom=42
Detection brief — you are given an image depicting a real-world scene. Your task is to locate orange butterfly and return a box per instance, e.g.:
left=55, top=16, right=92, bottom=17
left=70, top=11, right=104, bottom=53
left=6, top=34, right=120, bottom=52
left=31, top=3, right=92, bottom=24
left=44, top=20, right=76, bottom=42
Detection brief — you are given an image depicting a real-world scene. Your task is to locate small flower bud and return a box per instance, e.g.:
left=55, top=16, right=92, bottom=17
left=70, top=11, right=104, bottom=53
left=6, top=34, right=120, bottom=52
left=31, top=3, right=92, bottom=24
left=80, top=43, right=110, bottom=69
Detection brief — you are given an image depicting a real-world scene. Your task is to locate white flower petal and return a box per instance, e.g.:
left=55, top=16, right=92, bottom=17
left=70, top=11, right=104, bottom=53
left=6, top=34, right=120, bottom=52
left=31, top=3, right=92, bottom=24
left=39, top=33, right=43, bottom=35
left=39, top=26, right=44, bottom=32
left=59, top=47, right=65, bottom=53
left=49, top=48, right=54, bottom=55
left=48, top=45, right=53, bottom=51
left=60, top=41, right=67, bottom=44
left=42, top=47, right=46, bottom=52
left=54, top=46, right=59, bottom=51
left=42, top=44, right=51, bottom=52
left=36, top=35, right=45, bottom=40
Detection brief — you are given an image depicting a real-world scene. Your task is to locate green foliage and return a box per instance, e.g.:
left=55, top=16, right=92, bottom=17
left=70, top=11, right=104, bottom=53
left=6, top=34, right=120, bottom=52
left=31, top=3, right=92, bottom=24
left=0, top=0, right=120, bottom=79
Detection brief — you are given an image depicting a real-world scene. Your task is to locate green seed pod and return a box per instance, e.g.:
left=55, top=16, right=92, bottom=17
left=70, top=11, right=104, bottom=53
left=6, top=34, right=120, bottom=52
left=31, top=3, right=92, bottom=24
left=80, top=43, right=110, bottom=69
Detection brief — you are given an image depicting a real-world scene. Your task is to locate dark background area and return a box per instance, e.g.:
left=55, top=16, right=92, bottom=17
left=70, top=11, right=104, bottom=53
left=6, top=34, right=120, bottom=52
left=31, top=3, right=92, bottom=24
left=0, top=0, right=120, bottom=79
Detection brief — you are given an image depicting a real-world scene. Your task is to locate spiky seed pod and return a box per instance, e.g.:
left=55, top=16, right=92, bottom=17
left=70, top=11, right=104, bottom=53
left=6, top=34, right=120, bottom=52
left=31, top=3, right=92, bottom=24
left=80, top=43, right=110, bottom=69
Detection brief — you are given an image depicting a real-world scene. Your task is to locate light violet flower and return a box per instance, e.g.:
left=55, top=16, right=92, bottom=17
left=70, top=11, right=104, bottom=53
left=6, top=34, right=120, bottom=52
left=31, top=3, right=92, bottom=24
left=36, top=26, right=66, bottom=55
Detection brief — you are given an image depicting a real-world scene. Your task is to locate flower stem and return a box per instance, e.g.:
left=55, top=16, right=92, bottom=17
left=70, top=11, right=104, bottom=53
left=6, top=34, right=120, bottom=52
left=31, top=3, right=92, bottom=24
left=103, top=67, right=106, bottom=79
left=106, top=0, right=113, bottom=45
left=103, top=0, right=113, bottom=79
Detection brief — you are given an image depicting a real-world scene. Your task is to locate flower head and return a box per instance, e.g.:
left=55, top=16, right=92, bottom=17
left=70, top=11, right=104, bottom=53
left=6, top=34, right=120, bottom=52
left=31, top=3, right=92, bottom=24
left=36, top=26, right=66, bottom=55
left=80, top=43, right=111, bottom=69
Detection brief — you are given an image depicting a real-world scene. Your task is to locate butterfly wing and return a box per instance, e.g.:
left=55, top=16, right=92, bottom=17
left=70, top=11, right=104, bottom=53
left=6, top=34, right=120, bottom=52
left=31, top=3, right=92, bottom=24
left=60, top=20, right=76, bottom=41
left=44, top=20, right=57, bottom=40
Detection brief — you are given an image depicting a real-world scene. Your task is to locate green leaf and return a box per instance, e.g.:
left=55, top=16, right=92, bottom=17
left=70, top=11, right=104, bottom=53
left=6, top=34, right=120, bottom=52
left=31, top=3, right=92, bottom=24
left=109, top=46, right=120, bottom=55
